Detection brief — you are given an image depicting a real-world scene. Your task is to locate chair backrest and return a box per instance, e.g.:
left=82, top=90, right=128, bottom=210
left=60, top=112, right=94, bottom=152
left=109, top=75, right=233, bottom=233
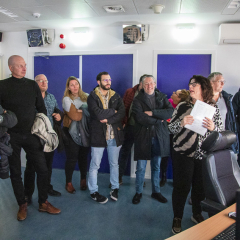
left=201, top=131, right=240, bottom=207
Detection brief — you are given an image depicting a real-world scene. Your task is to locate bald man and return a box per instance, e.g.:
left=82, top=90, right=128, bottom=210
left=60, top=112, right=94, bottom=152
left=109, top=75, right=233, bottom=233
left=0, top=55, right=61, bottom=221
left=24, top=74, right=62, bottom=200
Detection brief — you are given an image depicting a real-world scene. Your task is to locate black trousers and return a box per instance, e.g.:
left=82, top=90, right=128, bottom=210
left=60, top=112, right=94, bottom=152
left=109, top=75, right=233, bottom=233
left=24, top=151, right=55, bottom=197
left=63, top=127, right=90, bottom=183
left=172, top=150, right=205, bottom=219
left=118, top=125, right=135, bottom=178
left=9, top=132, right=48, bottom=205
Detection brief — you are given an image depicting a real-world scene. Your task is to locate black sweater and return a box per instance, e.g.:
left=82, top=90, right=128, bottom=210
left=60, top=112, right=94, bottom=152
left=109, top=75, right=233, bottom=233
left=0, top=76, right=47, bottom=133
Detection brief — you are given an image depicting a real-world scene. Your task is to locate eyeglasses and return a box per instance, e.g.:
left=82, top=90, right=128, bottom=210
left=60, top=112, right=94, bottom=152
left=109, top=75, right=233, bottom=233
left=102, top=79, right=112, bottom=83
left=173, top=91, right=180, bottom=97
left=212, top=80, right=226, bottom=84
left=189, top=82, right=199, bottom=87
left=36, top=80, right=48, bottom=83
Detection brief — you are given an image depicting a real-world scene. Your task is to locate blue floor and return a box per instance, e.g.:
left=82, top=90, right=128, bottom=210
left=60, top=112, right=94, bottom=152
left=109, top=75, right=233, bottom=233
left=0, top=168, right=208, bottom=240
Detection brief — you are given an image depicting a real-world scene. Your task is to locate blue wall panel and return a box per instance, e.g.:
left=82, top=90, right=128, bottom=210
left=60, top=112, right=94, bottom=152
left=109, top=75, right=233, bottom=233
left=82, top=54, right=133, bottom=175
left=34, top=54, right=133, bottom=176
left=157, top=54, right=211, bottom=179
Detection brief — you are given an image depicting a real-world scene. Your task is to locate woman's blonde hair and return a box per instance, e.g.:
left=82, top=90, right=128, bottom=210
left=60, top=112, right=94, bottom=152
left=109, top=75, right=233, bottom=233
left=178, top=89, right=190, bottom=103
left=63, top=76, right=88, bottom=102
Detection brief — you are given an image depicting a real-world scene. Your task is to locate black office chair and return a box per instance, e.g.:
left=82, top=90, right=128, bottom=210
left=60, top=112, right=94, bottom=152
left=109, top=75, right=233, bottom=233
left=201, top=130, right=240, bottom=217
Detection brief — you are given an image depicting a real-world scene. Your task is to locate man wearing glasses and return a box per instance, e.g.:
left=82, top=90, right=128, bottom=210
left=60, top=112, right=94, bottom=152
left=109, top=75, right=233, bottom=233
left=24, top=74, right=62, bottom=204
left=87, top=71, right=125, bottom=204
left=208, top=72, right=239, bottom=154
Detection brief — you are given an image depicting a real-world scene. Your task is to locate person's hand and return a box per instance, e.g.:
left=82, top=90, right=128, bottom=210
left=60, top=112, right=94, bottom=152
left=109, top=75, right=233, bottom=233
left=100, top=119, right=108, bottom=123
left=115, top=110, right=117, bottom=113
left=52, top=113, right=61, bottom=121
left=202, top=117, right=215, bottom=131
left=77, top=109, right=83, bottom=113
left=181, top=115, right=194, bottom=127
left=123, top=124, right=126, bottom=128
left=144, top=111, right=153, bottom=116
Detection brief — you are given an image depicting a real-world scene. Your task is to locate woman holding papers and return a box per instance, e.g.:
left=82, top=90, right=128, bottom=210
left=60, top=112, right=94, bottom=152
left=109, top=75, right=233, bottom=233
left=168, top=75, right=224, bottom=235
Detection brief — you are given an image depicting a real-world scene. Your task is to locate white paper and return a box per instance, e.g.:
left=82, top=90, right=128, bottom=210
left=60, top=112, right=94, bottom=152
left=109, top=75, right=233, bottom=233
left=185, top=100, right=216, bottom=136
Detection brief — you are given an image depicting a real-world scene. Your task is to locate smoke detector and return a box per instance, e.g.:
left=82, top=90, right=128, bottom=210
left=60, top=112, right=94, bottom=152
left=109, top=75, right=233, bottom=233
left=32, top=13, right=41, bottom=18
left=150, top=4, right=165, bottom=14
left=103, top=5, right=125, bottom=13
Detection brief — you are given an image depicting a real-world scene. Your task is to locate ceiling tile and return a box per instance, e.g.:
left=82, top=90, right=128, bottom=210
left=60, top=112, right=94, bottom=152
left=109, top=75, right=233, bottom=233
left=9, top=6, right=62, bottom=21
left=0, top=14, right=20, bottom=24
left=181, top=0, right=229, bottom=13
left=48, top=2, right=98, bottom=19
left=86, top=0, right=138, bottom=16
left=40, top=0, right=85, bottom=5
left=133, top=0, right=181, bottom=14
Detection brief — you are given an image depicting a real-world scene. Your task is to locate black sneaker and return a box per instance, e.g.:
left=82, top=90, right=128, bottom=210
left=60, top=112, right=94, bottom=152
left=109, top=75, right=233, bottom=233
left=48, top=189, right=61, bottom=197
left=110, top=189, right=118, bottom=201
left=151, top=192, right=168, bottom=203
left=172, top=217, right=182, bottom=234
left=90, top=192, right=108, bottom=204
left=191, top=214, right=204, bottom=224
left=132, top=193, right=142, bottom=204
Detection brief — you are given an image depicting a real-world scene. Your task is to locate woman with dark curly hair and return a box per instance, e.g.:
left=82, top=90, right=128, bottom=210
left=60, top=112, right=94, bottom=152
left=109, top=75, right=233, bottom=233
left=168, top=75, right=224, bottom=234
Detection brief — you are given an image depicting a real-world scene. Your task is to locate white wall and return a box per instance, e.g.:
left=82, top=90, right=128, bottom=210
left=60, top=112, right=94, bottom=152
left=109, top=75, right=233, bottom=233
left=1, top=24, right=240, bottom=174
left=1, top=24, right=240, bottom=94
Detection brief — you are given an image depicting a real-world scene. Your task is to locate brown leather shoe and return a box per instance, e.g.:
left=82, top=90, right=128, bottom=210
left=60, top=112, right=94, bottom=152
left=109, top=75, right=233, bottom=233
left=80, top=179, right=87, bottom=191
left=17, top=202, right=27, bottom=221
left=39, top=200, right=61, bottom=214
left=65, top=182, right=76, bottom=194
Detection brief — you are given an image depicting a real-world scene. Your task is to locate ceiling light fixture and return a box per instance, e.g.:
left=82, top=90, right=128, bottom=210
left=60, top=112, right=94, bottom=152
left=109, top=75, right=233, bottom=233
left=103, top=5, right=125, bottom=13
left=73, top=27, right=89, bottom=33
left=150, top=4, right=165, bottom=14
left=0, top=6, right=18, bottom=18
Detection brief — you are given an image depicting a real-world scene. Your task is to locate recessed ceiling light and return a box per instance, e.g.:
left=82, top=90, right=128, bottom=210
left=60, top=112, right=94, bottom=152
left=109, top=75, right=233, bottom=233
left=0, top=6, right=18, bottom=18
left=103, top=5, right=125, bottom=13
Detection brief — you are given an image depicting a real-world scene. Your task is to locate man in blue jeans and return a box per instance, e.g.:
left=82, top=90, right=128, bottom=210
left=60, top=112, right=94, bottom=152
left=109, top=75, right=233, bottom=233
left=87, top=71, right=125, bottom=204
left=131, top=75, right=173, bottom=204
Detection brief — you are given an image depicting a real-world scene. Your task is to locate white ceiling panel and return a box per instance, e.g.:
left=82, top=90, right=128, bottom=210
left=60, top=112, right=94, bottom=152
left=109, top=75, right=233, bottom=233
left=41, top=0, right=86, bottom=5
left=0, top=14, right=20, bottom=24
left=86, top=0, right=138, bottom=16
left=48, top=2, right=98, bottom=19
left=9, top=6, right=62, bottom=21
left=181, top=0, right=229, bottom=13
left=133, top=0, right=181, bottom=14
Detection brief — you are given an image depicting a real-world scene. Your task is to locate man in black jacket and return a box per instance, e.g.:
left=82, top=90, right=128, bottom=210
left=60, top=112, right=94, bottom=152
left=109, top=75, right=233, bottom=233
left=87, top=71, right=125, bottom=204
left=131, top=75, right=174, bottom=204
left=208, top=72, right=238, bottom=154
left=0, top=55, right=61, bottom=221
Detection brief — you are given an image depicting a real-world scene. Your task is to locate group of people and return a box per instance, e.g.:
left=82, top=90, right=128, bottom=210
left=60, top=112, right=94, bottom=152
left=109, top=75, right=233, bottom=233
left=0, top=55, right=240, bottom=236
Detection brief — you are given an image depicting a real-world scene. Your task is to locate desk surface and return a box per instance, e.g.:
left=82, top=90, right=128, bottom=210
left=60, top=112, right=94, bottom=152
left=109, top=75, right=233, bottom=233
left=166, top=204, right=236, bottom=240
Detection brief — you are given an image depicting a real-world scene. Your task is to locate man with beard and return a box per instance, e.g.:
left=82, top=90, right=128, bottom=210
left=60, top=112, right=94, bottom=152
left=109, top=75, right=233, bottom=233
left=87, top=72, right=125, bottom=204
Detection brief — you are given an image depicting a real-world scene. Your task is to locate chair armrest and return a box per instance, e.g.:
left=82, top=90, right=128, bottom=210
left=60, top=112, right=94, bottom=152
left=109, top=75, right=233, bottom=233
left=201, top=199, right=226, bottom=215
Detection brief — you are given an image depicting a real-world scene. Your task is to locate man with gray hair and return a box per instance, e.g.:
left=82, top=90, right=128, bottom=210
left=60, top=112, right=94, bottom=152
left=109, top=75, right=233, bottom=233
left=131, top=75, right=174, bottom=204
left=208, top=72, right=238, bottom=153
left=24, top=74, right=62, bottom=203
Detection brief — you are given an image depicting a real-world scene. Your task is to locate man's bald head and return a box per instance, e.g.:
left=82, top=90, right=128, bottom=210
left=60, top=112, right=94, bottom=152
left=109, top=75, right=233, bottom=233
left=8, top=55, right=27, bottom=79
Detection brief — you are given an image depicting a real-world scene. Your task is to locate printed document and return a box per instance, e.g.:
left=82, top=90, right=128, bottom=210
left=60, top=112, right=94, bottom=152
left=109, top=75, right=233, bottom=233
left=185, top=100, right=216, bottom=136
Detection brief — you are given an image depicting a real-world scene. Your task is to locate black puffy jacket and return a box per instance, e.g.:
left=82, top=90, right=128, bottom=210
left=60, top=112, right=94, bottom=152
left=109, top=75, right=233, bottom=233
left=0, top=108, right=18, bottom=179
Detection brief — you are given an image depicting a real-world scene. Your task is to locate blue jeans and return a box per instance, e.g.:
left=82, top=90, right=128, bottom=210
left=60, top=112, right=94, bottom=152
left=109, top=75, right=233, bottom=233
left=88, top=139, right=121, bottom=194
left=136, top=137, right=161, bottom=194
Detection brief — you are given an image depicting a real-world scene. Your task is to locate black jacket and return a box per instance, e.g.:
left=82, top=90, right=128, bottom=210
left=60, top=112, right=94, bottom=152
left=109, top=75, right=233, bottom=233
left=87, top=87, right=125, bottom=147
left=0, top=108, right=18, bottom=179
left=222, top=90, right=239, bottom=154
left=132, top=89, right=174, bottom=160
